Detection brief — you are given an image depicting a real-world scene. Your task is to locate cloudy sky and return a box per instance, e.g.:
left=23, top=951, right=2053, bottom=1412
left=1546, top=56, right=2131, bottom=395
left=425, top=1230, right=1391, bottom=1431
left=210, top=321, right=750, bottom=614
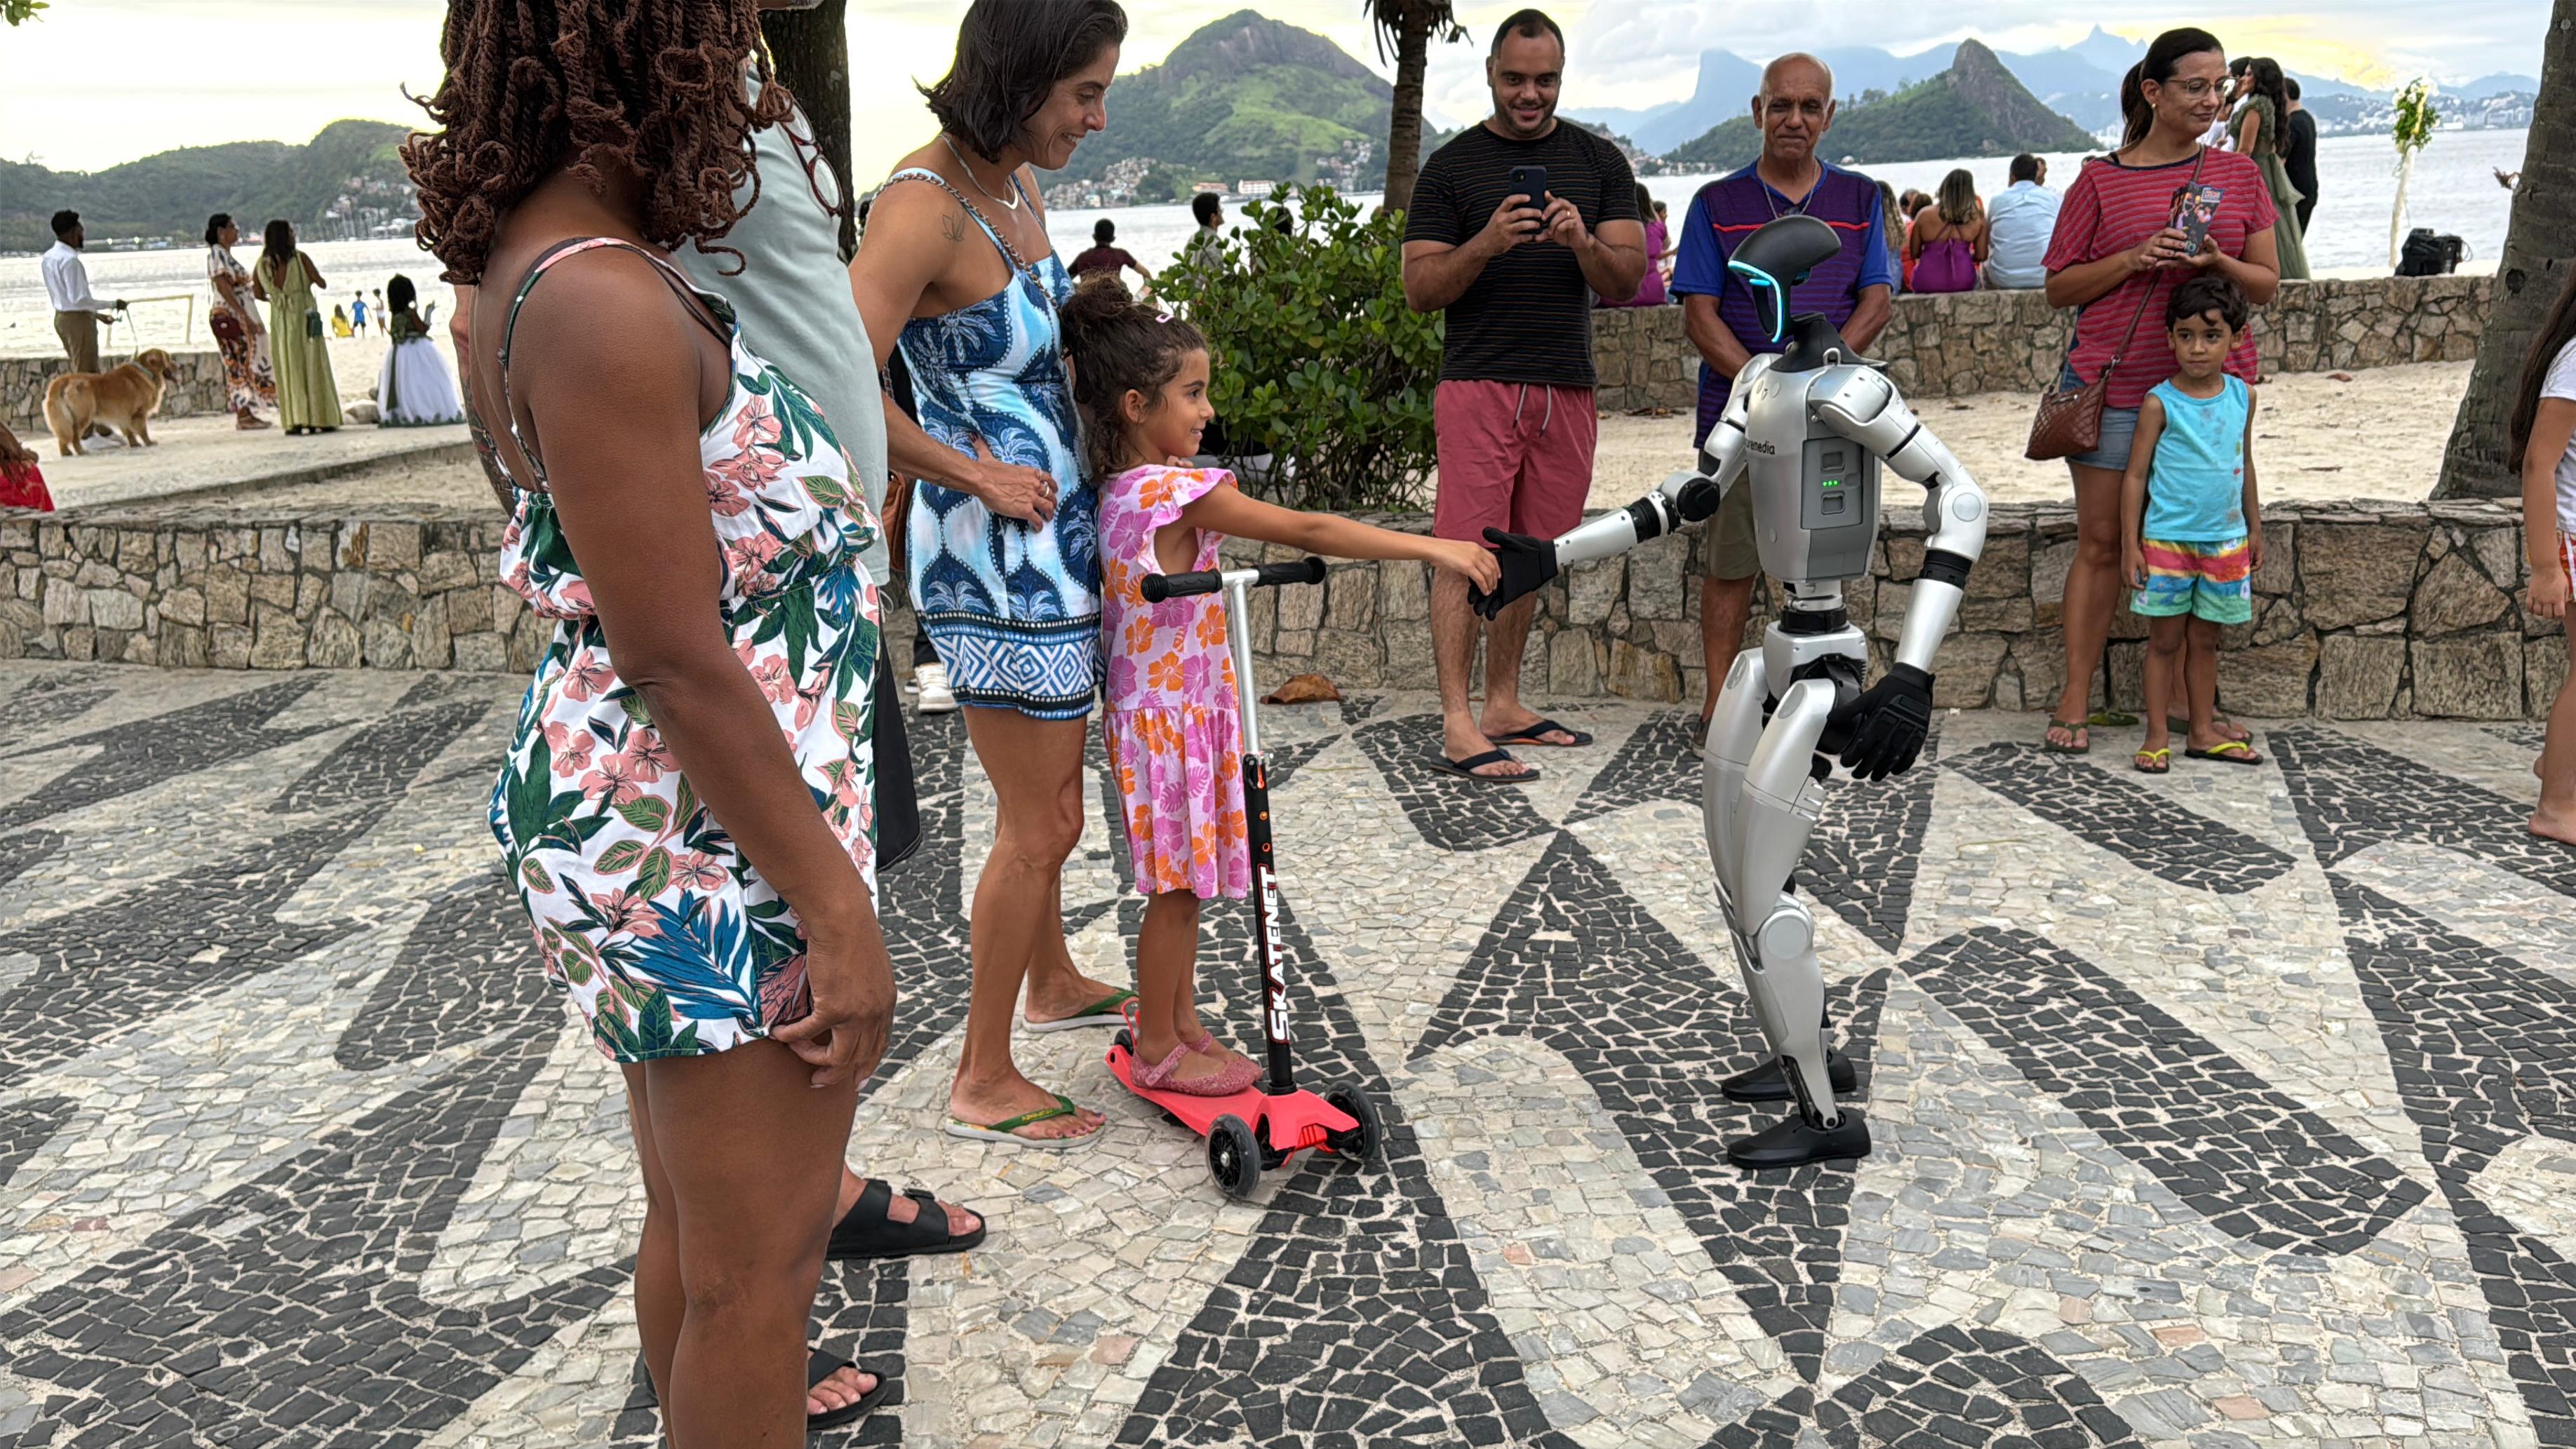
left=0, top=0, right=2549, bottom=177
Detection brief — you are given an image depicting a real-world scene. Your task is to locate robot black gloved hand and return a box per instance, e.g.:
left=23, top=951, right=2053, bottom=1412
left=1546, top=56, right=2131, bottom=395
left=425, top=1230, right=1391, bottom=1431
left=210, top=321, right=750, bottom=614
left=1831, top=662, right=1933, bottom=782
left=1470, top=215, right=1988, bottom=1168
left=1470, top=476, right=1717, bottom=621
left=1470, top=528, right=1559, bottom=619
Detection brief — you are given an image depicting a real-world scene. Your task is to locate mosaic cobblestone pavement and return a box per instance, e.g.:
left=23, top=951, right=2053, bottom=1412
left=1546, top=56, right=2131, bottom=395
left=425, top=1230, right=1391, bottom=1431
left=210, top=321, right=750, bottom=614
left=0, top=661, right=2569, bottom=1449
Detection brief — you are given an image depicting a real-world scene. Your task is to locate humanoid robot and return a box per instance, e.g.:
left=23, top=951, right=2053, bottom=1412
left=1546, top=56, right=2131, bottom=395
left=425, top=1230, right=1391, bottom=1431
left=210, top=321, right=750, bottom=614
left=1473, top=215, right=1988, bottom=1168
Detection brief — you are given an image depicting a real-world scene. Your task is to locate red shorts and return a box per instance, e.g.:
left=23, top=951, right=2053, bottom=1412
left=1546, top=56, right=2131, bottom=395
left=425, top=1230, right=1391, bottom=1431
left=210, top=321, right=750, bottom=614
left=1433, top=380, right=1597, bottom=544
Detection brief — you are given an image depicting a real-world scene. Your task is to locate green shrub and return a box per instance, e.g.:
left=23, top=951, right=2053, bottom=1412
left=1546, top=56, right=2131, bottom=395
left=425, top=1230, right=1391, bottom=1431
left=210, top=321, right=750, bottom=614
left=1154, top=184, right=1442, bottom=513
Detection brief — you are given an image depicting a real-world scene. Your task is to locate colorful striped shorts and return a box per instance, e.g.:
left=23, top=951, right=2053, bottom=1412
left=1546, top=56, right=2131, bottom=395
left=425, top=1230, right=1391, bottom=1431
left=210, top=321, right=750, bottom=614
left=2134, top=537, right=2253, bottom=624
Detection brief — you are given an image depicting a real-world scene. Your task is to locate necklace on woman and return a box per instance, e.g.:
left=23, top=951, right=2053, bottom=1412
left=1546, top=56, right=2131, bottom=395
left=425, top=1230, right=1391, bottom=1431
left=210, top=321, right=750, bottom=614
left=942, top=135, right=1021, bottom=213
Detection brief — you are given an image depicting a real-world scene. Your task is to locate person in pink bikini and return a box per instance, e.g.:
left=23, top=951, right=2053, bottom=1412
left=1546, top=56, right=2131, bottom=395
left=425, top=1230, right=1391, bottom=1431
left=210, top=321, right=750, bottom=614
left=1057, top=279, right=1498, bottom=1091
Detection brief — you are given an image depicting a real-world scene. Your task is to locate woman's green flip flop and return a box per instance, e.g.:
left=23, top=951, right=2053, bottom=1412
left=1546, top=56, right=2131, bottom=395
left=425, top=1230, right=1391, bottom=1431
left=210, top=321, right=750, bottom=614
left=946, top=1093, right=1102, bottom=1149
left=1025, top=988, right=1136, bottom=1033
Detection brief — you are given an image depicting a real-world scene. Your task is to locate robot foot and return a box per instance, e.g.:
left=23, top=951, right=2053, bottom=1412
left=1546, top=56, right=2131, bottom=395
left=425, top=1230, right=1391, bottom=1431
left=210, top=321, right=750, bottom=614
left=1720, top=1049, right=1858, bottom=1103
left=1726, top=1109, right=1872, bottom=1169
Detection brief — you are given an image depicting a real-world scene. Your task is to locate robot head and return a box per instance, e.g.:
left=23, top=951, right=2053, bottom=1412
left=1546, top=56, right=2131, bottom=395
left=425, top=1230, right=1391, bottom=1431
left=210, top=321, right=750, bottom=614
left=1725, top=215, right=1842, bottom=344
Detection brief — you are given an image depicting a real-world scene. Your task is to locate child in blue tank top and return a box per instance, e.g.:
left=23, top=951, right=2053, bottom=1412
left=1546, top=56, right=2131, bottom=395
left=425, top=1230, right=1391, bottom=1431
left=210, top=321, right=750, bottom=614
left=2121, top=276, right=2265, bottom=774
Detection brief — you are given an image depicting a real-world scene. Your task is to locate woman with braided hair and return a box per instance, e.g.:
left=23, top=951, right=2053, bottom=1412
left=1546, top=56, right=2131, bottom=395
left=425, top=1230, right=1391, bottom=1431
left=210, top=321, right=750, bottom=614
left=408, top=0, right=896, bottom=1437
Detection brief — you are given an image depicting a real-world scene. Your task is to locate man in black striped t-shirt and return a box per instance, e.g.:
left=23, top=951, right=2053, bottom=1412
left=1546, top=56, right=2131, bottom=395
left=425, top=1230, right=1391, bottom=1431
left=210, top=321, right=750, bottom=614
left=1402, top=7, right=1644, bottom=783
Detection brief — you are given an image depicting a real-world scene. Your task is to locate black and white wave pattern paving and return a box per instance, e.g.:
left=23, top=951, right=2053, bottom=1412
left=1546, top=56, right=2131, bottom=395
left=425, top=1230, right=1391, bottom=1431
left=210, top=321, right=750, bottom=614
left=1948, top=741, right=2297, bottom=894
left=0, top=673, right=2561, bottom=1448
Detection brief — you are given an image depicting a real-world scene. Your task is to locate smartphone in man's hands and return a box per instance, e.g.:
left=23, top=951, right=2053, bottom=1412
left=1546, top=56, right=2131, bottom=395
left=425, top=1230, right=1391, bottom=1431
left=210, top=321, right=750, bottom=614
left=1508, top=165, right=1549, bottom=214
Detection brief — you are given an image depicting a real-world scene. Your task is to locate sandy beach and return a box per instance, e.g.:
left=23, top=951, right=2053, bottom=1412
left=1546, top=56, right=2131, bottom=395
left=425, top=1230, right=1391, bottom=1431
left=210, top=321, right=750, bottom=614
left=1588, top=359, right=2470, bottom=511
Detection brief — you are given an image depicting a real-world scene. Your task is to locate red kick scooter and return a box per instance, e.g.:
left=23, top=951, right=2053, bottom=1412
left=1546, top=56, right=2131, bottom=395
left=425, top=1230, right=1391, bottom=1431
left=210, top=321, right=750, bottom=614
left=1106, top=558, right=1383, bottom=1199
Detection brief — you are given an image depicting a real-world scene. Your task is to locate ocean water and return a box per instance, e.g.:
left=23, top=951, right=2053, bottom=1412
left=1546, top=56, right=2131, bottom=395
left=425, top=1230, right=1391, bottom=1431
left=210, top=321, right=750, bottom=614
left=1037, top=126, right=2531, bottom=280
left=0, top=127, right=2528, bottom=356
left=0, top=239, right=462, bottom=359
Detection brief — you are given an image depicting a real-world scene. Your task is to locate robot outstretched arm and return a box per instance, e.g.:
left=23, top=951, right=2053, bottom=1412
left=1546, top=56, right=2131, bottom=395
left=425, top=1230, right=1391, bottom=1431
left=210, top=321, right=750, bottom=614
left=1806, top=367, right=1989, bottom=673
left=1472, top=356, right=1776, bottom=618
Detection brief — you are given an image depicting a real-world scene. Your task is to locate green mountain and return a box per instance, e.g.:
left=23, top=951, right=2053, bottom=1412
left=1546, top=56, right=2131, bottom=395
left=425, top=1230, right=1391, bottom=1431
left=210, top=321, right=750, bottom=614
left=1053, top=10, right=1390, bottom=186
left=1, top=119, right=414, bottom=254
left=1670, top=41, right=2095, bottom=170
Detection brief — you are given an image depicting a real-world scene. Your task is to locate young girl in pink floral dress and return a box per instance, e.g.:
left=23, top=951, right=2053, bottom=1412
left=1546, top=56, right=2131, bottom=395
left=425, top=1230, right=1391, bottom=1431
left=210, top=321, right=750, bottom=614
left=1059, top=280, right=1500, bottom=1093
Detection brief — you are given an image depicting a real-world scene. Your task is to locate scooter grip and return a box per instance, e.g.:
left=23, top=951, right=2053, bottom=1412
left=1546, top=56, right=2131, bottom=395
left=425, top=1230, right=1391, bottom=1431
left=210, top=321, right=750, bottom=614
left=1143, top=570, right=1221, bottom=602
left=1256, top=558, right=1327, bottom=588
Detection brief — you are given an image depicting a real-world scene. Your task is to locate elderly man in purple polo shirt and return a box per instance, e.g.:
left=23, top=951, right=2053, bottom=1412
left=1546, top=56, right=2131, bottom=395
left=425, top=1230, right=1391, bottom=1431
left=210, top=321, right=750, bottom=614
left=1669, top=53, right=1894, bottom=750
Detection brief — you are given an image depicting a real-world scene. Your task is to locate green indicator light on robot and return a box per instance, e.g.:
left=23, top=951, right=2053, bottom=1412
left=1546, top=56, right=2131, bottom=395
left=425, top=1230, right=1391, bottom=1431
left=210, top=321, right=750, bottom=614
left=1821, top=478, right=1842, bottom=488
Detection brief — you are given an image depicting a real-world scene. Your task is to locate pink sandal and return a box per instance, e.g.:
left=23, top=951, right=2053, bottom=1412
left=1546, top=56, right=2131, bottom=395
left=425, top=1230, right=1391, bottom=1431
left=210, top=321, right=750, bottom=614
left=1130, top=1039, right=1262, bottom=1096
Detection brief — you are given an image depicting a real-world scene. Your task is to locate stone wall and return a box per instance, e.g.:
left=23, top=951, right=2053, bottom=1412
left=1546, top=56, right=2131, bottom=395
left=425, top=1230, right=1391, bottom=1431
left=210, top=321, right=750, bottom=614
left=1191, top=498, right=2561, bottom=722
left=3, top=350, right=232, bottom=433
left=0, top=506, right=536, bottom=671
left=1590, top=273, right=2495, bottom=412
left=10, top=493, right=2555, bottom=722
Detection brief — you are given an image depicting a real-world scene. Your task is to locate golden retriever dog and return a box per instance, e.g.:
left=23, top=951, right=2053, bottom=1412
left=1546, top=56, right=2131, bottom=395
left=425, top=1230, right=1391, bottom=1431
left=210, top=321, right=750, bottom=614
left=43, top=349, right=177, bottom=457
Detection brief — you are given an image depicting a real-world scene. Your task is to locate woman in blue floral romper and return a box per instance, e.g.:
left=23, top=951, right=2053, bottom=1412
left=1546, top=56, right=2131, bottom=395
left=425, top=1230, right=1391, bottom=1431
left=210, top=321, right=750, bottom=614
left=410, top=1, right=897, bottom=1439
left=849, top=0, right=1136, bottom=1147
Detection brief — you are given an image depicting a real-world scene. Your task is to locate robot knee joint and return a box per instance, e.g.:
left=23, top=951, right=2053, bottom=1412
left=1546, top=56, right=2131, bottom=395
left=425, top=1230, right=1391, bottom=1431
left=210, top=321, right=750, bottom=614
left=1754, top=901, right=1814, bottom=964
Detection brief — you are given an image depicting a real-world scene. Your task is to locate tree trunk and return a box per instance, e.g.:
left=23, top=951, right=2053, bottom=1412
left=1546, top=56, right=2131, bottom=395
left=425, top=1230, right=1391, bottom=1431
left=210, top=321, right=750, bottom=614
left=1381, top=12, right=1431, bottom=215
left=2436, top=0, right=2576, bottom=498
left=760, top=0, right=857, bottom=262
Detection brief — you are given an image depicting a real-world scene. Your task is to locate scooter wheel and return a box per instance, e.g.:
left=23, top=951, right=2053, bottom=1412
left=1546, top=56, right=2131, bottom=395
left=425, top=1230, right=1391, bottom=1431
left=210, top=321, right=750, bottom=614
left=1112, top=1027, right=1133, bottom=1053
left=1208, top=1114, right=1261, bottom=1199
left=1324, top=1086, right=1382, bottom=1164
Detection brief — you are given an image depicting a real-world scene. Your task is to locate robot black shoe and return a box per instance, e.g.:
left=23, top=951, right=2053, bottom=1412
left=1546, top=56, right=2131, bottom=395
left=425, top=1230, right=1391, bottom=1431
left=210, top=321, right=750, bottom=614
left=1725, top=1108, right=1872, bottom=1169
left=1720, top=1049, right=1858, bottom=1103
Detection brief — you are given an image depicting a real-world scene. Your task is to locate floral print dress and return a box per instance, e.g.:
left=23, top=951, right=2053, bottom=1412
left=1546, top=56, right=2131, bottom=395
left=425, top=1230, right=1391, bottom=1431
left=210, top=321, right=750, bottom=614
left=1099, top=464, right=1249, bottom=901
left=485, top=238, right=882, bottom=1063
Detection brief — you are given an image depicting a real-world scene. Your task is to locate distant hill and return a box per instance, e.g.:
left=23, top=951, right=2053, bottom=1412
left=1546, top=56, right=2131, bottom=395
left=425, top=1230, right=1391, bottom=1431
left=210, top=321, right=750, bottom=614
left=1050, top=10, right=1390, bottom=188
left=1566, top=27, right=2452, bottom=156
left=1669, top=41, right=2096, bottom=170
left=1, top=120, right=415, bottom=254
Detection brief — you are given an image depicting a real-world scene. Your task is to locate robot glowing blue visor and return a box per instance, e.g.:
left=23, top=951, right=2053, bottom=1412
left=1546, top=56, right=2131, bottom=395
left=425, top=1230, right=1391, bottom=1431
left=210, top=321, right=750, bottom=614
left=1726, top=258, right=1790, bottom=344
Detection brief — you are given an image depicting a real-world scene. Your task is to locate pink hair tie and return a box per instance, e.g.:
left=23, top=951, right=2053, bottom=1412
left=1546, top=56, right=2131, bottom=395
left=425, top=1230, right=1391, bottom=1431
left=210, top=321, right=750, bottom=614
left=1156, top=311, right=1175, bottom=324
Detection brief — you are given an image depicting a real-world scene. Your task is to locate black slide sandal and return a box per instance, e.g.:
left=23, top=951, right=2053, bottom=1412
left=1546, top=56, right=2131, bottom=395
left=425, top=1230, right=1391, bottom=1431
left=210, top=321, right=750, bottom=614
left=1425, top=748, right=1540, bottom=784
left=807, top=1349, right=893, bottom=1431
left=828, top=1179, right=987, bottom=1261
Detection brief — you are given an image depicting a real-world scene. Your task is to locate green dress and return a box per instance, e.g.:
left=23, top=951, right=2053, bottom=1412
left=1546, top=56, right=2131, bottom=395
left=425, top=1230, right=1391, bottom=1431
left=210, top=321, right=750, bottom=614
left=2237, top=97, right=2310, bottom=281
left=257, top=252, right=343, bottom=429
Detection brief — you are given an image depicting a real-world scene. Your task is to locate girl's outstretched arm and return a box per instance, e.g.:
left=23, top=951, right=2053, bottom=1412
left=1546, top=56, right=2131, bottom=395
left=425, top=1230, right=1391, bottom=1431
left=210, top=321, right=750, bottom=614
left=1176, top=479, right=1500, bottom=594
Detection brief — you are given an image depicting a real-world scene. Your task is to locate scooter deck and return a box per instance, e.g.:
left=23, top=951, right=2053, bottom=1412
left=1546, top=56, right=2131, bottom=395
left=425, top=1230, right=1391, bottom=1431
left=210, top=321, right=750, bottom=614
left=1106, top=1042, right=1360, bottom=1155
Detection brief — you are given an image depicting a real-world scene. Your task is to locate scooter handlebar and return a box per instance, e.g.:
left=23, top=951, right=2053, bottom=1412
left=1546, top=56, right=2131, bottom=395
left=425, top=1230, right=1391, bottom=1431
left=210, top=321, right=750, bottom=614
left=1142, top=557, right=1326, bottom=602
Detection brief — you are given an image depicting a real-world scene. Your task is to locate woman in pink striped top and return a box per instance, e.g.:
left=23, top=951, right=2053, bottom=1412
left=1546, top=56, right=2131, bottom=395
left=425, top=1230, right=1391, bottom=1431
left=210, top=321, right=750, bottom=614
left=2039, top=27, right=2281, bottom=756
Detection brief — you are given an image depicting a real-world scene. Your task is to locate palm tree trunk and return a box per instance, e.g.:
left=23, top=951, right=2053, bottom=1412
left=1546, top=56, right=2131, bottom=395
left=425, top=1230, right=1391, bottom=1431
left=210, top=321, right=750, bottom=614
left=2436, top=0, right=2576, bottom=498
left=760, top=0, right=857, bottom=262
left=1381, top=12, right=1432, bottom=215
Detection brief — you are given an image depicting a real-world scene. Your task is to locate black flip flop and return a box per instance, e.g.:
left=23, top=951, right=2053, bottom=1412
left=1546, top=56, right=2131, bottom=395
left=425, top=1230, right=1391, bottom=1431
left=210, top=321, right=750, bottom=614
left=807, top=1349, right=894, bottom=1431
left=1424, top=748, right=1539, bottom=784
left=1485, top=717, right=1594, bottom=748
left=2185, top=741, right=2265, bottom=767
left=828, top=1179, right=987, bottom=1261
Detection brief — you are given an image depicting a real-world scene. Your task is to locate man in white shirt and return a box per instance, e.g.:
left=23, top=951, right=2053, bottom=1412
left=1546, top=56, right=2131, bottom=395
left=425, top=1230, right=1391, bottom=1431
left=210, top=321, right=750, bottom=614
left=41, top=210, right=123, bottom=375
left=2201, top=59, right=2252, bottom=149
left=1982, top=154, right=2061, bottom=290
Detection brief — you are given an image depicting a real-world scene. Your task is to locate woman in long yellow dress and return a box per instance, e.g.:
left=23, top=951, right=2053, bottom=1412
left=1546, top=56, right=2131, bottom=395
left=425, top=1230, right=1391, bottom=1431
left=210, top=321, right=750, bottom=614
left=253, top=220, right=342, bottom=433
